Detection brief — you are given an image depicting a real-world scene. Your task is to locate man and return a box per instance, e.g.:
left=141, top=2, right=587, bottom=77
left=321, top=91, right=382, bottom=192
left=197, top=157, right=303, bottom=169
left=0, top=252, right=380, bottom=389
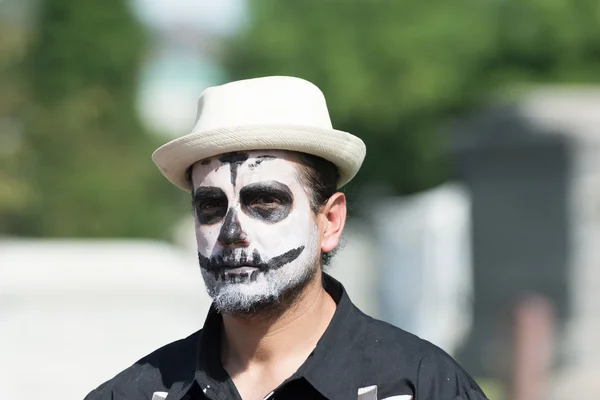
left=85, top=76, right=487, bottom=400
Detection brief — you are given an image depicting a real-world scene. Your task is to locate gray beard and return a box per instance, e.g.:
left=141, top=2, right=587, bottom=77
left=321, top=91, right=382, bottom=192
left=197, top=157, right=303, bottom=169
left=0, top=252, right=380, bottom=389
left=199, top=222, right=321, bottom=318
left=200, top=257, right=318, bottom=318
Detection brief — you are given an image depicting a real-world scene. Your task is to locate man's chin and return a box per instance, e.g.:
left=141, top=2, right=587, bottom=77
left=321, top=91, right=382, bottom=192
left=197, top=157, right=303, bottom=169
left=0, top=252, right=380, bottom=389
left=200, top=265, right=316, bottom=318
left=215, top=294, right=281, bottom=318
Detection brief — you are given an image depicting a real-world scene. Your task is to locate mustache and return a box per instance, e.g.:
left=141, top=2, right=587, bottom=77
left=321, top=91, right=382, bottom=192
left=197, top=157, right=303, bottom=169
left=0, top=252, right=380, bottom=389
left=198, top=246, right=305, bottom=272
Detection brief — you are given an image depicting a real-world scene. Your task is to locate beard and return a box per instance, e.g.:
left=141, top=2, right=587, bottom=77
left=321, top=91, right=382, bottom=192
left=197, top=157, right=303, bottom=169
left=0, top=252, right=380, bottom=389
left=199, top=225, right=320, bottom=318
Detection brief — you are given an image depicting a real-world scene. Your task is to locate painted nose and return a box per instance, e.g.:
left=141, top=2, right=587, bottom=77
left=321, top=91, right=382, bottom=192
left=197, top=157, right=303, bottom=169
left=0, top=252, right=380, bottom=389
left=217, top=208, right=248, bottom=246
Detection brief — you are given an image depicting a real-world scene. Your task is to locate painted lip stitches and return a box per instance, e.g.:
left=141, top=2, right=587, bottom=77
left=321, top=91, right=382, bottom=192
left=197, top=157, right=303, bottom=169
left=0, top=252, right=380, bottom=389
left=198, top=246, right=306, bottom=283
left=200, top=251, right=264, bottom=283
left=216, top=267, right=261, bottom=283
left=199, top=249, right=264, bottom=271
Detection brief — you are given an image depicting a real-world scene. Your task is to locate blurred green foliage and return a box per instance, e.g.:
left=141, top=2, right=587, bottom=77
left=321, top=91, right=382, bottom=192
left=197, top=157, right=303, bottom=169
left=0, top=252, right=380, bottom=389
left=0, top=6, right=30, bottom=230
left=2, top=0, right=600, bottom=238
left=223, top=0, right=600, bottom=196
left=1, top=0, right=184, bottom=238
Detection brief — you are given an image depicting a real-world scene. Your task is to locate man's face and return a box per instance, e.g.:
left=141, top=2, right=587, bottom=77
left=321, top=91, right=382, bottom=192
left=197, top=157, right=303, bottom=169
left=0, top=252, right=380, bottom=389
left=191, top=150, right=320, bottom=314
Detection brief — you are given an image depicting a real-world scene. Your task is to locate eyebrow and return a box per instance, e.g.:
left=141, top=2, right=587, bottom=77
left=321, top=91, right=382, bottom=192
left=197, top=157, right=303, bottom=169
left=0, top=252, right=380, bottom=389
left=193, top=186, right=227, bottom=202
left=256, top=155, right=276, bottom=161
left=239, top=181, right=293, bottom=200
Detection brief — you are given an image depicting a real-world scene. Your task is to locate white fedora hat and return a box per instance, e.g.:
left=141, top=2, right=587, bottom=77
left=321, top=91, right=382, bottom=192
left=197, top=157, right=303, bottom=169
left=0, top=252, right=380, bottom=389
left=152, top=76, right=366, bottom=191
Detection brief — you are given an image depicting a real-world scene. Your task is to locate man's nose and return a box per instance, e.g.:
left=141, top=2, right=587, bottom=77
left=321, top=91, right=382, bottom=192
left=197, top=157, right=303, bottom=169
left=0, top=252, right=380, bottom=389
left=217, top=208, right=248, bottom=247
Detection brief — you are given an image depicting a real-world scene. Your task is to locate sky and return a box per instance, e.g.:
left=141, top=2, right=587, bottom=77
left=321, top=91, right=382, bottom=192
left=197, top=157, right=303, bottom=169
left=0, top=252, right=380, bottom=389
left=137, top=49, right=225, bottom=137
left=131, top=0, right=246, bottom=36
left=132, top=0, right=247, bottom=137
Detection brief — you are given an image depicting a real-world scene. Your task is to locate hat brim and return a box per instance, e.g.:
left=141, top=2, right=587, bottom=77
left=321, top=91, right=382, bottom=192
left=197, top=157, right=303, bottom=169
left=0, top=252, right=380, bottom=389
left=152, top=124, right=366, bottom=192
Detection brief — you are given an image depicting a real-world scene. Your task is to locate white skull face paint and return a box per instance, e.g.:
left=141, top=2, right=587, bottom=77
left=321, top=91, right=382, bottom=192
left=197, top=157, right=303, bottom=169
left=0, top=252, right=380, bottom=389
left=191, top=150, right=320, bottom=314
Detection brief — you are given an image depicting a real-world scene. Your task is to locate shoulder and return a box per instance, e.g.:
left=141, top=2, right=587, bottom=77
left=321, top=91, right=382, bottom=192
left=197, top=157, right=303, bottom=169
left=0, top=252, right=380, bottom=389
left=360, top=313, right=488, bottom=399
left=84, top=330, right=200, bottom=400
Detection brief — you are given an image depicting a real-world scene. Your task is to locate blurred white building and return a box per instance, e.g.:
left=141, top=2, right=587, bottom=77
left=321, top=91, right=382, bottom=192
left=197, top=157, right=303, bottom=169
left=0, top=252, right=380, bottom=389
left=0, top=223, right=381, bottom=400
left=0, top=239, right=210, bottom=400
left=370, top=183, right=474, bottom=355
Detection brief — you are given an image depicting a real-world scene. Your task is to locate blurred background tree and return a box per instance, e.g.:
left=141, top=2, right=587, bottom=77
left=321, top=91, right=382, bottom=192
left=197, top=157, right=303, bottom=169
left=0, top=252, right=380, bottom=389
left=0, top=6, right=30, bottom=234
left=222, top=0, right=498, bottom=196
left=489, top=0, right=600, bottom=83
left=1, top=0, right=183, bottom=238
left=223, top=0, right=600, bottom=197
left=3, top=0, right=600, bottom=238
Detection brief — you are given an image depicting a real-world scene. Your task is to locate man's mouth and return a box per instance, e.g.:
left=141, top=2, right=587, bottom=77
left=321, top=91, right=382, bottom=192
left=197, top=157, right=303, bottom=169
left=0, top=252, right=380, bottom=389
left=198, top=246, right=306, bottom=283
left=223, top=266, right=258, bottom=275
left=215, top=266, right=261, bottom=283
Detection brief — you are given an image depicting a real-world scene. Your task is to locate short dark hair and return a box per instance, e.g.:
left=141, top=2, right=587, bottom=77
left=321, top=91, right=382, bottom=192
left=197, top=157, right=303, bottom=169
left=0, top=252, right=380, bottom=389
left=185, top=166, right=194, bottom=189
left=293, top=152, right=340, bottom=268
left=293, top=153, right=340, bottom=214
left=185, top=151, right=341, bottom=267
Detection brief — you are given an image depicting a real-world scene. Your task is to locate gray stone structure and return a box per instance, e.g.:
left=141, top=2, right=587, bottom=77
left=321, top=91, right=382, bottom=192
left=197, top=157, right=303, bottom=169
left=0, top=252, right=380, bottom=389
left=451, top=87, right=600, bottom=398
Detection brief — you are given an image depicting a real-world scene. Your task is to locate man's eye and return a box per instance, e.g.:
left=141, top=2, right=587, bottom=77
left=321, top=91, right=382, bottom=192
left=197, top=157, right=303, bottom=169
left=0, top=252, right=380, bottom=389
left=251, top=196, right=280, bottom=206
left=199, top=200, right=225, bottom=210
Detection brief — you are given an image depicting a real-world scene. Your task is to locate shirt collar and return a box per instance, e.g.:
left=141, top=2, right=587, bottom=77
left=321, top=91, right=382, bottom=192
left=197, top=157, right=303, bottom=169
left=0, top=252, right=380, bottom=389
left=176, top=273, right=367, bottom=400
left=297, top=273, right=367, bottom=399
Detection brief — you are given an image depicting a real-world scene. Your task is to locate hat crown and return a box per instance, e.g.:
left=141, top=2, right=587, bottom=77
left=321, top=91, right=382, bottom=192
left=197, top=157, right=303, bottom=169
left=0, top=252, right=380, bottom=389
left=152, top=75, right=366, bottom=192
left=192, top=76, right=334, bottom=132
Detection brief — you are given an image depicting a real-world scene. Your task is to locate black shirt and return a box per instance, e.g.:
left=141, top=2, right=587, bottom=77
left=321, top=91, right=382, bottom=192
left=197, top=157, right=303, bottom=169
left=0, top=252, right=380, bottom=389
left=85, top=274, right=487, bottom=400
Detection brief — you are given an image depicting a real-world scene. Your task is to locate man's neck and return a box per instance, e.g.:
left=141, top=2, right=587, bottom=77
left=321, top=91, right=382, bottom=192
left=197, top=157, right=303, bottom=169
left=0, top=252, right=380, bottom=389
left=220, top=272, right=337, bottom=372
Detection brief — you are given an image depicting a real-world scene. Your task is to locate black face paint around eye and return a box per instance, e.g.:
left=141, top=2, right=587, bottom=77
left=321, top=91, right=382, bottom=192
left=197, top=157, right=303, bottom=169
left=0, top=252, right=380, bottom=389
left=193, top=186, right=228, bottom=225
left=217, top=208, right=247, bottom=246
left=240, top=181, right=293, bottom=223
left=198, top=245, right=305, bottom=274
left=218, top=152, right=249, bottom=186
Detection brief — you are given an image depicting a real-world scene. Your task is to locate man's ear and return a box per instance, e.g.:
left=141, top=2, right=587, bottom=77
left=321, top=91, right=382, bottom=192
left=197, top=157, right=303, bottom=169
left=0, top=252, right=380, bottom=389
left=318, top=192, right=347, bottom=253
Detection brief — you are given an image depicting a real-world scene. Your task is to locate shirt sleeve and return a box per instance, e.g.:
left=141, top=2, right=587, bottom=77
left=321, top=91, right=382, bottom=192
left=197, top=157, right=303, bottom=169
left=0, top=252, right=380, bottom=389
left=416, top=352, right=488, bottom=400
